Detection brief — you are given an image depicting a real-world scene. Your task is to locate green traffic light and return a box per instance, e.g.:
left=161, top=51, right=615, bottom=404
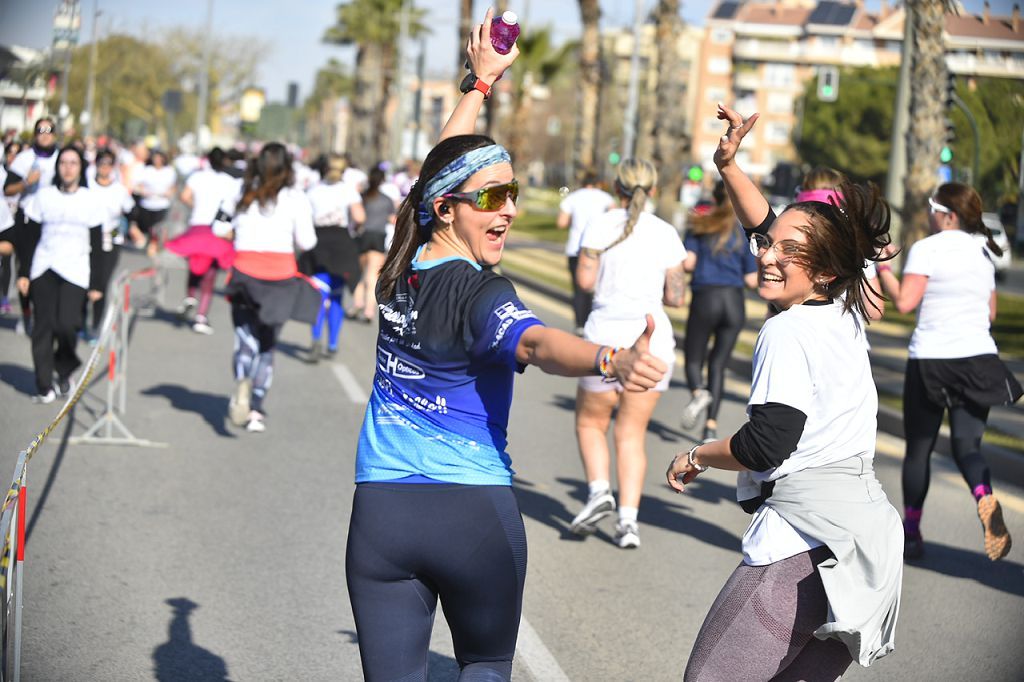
left=609, top=152, right=621, bottom=165
left=940, top=146, right=953, bottom=163
left=688, top=165, right=704, bottom=182
left=822, top=85, right=834, bottom=98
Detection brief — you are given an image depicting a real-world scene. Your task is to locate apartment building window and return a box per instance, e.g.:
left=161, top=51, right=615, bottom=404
left=712, top=29, right=733, bottom=44
left=705, top=117, right=725, bottom=133
left=708, top=57, right=731, bottom=75
left=767, top=93, right=793, bottom=114
left=706, top=88, right=727, bottom=103
left=764, top=63, right=795, bottom=87
left=817, top=36, right=839, bottom=50
left=766, top=122, right=791, bottom=145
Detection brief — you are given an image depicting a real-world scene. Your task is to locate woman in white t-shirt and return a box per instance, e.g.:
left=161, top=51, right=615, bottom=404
left=556, top=172, right=615, bottom=333
left=166, top=148, right=242, bottom=334
left=86, top=148, right=135, bottom=336
left=16, top=146, right=105, bottom=403
left=129, top=149, right=176, bottom=248
left=666, top=104, right=903, bottom=679
left=569, top=159, right=687, bottom=549
left=876, top=182, right=1019, bottom=562
left=214, top=143, right=317, bottom=433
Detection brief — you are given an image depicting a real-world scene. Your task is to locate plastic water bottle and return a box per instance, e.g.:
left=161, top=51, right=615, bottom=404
left=465, top=11, right=520, bottom=81
left=490, top=11, right=520, bottom=54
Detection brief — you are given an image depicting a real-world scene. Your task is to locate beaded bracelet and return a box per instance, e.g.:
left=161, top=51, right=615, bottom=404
left=598, top=346, right=621, bottom=380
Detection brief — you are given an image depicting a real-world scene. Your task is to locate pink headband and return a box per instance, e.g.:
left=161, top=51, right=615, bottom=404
left=796, top=188, right=843, bottom=205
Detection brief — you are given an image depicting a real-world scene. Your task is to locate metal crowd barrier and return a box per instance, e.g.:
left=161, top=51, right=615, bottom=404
left=0, top=264, right=166, bottom=681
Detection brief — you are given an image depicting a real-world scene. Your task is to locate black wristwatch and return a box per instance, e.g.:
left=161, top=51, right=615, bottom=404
left=459, top=72, right=492, bottom=99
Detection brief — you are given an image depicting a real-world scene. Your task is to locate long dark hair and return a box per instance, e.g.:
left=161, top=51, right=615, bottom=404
left=363, top=167, right=385, bottom=201
left=377, top=134, right=496, bottom=300
left=53, top=145, right=88, bottom=191
left=934, top=182, right=1002, bottom=257
left=789, top=181, right=892, bottom=322
left=207, top=147, right=229, bottom=173
left=237, top=142, right=294, bottom=213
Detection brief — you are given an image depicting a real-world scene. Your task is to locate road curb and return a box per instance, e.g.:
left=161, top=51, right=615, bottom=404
left=501, top=268, right=1024, bottom=486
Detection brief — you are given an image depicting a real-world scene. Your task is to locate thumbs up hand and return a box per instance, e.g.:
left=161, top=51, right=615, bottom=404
left=610, top=314, right=667, bottom=391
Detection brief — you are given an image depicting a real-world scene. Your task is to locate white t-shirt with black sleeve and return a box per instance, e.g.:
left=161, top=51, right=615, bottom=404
left=7, top=148, right=58, bottom=207
left=22, top=186, right=105, bottom=289
left=903, top=229, right=998, bottom=360
left=560, top=187, right=615, bottom=257
left=185, top=169, right=242, bottom=227
left=579, top=209, right=687, bottom=365
left=740, top=300, right=878, bottom=566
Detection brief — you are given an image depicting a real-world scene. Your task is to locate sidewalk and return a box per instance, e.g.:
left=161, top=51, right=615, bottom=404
left=500, top=234, right=1024, bottom=483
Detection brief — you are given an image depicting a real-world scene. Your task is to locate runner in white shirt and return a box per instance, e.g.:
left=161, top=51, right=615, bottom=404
left=166, top=147, right=243, bottom=334
left=17, top=146, right=105, bottom=403
left=569, top=159, right=687, bottom=549
left=130, top=149, right=176, bottom=249
left=214, top=143, right=317, bottom=433
left=876, top=182, right=1019, bottom=562
left=666, top=102, right=902, bottom=680
left=557, top=173, right=615, bottom=333
left=85, top=148, right=135, bottom=336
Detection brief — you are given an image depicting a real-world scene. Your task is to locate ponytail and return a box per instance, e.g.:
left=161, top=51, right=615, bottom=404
left=604, top=184, right=647, bottom=252
left=603, top=158, right=657, bottom=253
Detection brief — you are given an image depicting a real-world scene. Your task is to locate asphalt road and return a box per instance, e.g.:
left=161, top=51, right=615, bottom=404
left=0, top=252, right=1021, bottom=681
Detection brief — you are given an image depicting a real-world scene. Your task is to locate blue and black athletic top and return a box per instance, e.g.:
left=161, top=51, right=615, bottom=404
left=356, top=248, right=545, bottom=486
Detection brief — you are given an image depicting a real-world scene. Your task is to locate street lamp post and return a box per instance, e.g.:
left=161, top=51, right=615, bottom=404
left=82, top=0, right=100, bottom=138
left=621, top=0, right=645, bottom=160
left=194, top=0, right=214, bottom=151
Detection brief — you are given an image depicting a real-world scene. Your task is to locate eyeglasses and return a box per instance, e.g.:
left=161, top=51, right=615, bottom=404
left=444, top=179, right=519, bottom=211
left=928, top=197, right=951, bottom=215
left=749, top=232, right=803, bottom=263
left=35, top=126, right=54, bottom=135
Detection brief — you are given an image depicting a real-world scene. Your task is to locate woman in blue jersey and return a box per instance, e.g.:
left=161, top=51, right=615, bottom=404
left=345, top=12, right=666, bottom=680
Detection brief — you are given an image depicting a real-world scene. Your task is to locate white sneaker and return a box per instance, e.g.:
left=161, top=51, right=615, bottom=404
left=614, top=520, right=641, bottom=549
left=228, top=378, right=252, bottom=426
left=177, top=296, right=198, bottom=317
left=32, top=389, right=57, bottom=404
left=191, top=316, right=214, bottom=335
left=245, top=410, right=266, bottom=433
left=570, top=490, right=616, bottom=535
left=681, top=389, right=712, bottom=429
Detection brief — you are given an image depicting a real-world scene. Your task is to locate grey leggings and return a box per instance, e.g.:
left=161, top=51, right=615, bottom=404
left=231, top=303, right=280, bottom=412
left=684, top=546, right=853, bottom=682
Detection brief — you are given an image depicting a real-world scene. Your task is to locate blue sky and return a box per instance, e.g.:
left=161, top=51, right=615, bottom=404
left=0, top=0, right=1006, bottom=105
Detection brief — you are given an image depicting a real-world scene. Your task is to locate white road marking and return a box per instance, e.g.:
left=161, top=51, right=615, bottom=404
left=332, top=363, right=368, bottom=404
left=517, top=615, right=570, bottom=682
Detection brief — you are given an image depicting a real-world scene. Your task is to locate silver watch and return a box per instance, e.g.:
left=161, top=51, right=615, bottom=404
left=687, top=444, right=708, bottom=472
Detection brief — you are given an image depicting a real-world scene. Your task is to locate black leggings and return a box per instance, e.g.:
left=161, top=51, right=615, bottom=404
left=346, top=483, right=527, bottom=681
left=684, top=286, right=746, bottom=420
left=30, top=269, right=85, bottom=392
left=902, top=359, right=991, bottom=509
left=567, top=256, right=593, bottom=330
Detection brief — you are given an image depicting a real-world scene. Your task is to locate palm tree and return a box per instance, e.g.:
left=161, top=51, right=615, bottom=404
left=651, top=0, right=687, bottom=223
left=901, top=0, right=956, bottom=250
left=323, top=0, right=426, bottom=169
left=574, top=0, right=601, bottom=181
left=504, top=27, right=576, bottom=164
left=458, top=0, right=473, bottom=72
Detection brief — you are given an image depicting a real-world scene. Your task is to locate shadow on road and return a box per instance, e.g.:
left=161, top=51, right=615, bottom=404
left=906, top=542, right=1024, bottom=597
left=0, top=362, right=37, bottom=397
left=152, top=597, right=231, bottom=682
left=26, top=406, right=75, bottom=542
left=140, top=384, right=235, bottom=437
left=337, top=628, right=465, bottom=680
left=513, top=476, right=742, bottom=552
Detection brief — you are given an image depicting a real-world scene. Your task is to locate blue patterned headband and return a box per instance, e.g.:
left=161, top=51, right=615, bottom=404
left=416, top=144, right=511, bottom=231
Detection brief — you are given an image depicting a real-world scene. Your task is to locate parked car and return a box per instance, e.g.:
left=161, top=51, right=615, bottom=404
left=980, top=212, right=1011, bottom=281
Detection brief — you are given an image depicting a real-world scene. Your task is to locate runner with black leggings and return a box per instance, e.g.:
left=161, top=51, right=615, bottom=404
left=346, top=13, right=666, bottom=679
left=680, top=181, right=757, bottom=442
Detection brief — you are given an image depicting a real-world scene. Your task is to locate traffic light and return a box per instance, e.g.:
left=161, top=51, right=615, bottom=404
left=945, top=72, right=957, bottom=109
left=687, top=165, right=704, bottom=183
left=817, top=66, right=839, bottom=102
left=608, top=151, right=621, bottom=166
